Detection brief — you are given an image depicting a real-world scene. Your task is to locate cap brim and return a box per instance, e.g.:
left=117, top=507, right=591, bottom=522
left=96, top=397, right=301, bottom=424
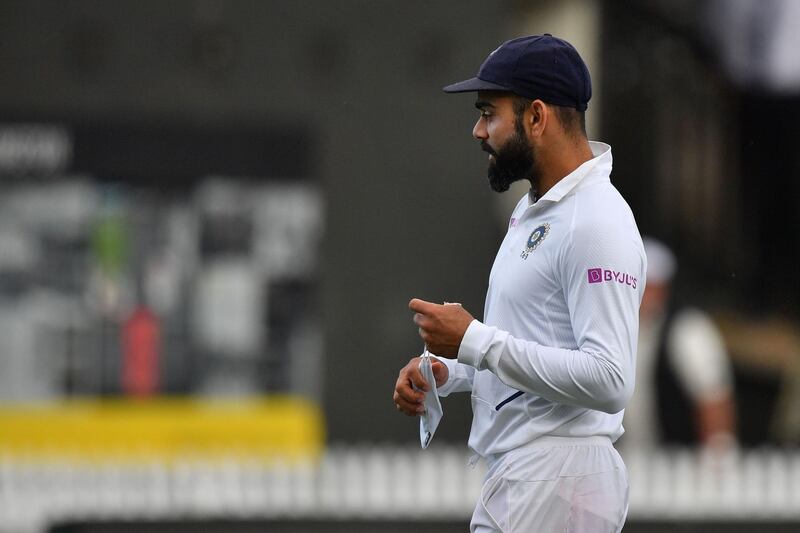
left=442, top=77, right=511, bottom=93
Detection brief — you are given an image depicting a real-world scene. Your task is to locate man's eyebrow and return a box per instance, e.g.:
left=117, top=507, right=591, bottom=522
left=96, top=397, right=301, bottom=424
left=474, top=100, right=495, bottom=110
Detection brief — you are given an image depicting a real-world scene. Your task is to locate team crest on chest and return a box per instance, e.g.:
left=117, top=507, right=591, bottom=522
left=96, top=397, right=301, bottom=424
left=521, top=223, right=550, bottom=260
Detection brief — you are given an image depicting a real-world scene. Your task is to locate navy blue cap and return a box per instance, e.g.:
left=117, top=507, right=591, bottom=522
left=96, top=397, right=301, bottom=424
left=443, top=34, right=591, bottom=111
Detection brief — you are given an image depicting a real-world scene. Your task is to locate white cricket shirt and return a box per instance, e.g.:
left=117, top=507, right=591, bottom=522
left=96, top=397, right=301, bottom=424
left=437, top=142, right=646, bottom=458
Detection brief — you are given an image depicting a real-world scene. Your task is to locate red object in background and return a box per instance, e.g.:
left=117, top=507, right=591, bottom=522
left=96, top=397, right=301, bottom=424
left=122, top=305, right=160, bottom=397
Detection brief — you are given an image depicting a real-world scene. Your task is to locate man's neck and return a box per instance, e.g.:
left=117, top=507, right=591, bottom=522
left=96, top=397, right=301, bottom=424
left=533, top=138, right=593, bottom=197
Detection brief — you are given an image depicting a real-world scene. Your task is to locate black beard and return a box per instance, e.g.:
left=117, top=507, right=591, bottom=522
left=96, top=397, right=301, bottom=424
left=482, top=120, right=536, bottom=193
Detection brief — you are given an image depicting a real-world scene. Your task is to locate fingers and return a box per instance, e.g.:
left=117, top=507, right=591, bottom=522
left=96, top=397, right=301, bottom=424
left=409, top=298, right=438, bottom=314
left=394, top=389, right=425, bottom=416
left=413, top=312, right=434, bottom=346
left=412, top=312, right=430, bottom=327
left=431, top=360, right=449, bottom=388
left=393, top=358, right=427, bottom=416
left=394, top=393, right=424, bottom=416
left=410, top=298, right=474, bottom=358
left=411, top=302, right=437, bottom=347
left=406, top=361, right=429, bottom=392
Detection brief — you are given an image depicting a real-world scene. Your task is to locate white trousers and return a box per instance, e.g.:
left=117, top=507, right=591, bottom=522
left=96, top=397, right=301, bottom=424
left=470, top=436, right=629, bottom=533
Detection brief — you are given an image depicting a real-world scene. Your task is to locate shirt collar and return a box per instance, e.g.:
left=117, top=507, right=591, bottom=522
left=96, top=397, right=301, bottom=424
left=527, top=141, right=612, bottom=206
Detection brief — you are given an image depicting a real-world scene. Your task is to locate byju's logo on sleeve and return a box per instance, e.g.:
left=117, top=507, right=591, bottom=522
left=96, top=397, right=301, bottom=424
left=587, top=268, right=638, bottom=289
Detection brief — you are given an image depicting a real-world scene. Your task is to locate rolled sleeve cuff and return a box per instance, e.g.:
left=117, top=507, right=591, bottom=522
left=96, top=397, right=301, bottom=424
left=457, top=319, right=496, bottom=369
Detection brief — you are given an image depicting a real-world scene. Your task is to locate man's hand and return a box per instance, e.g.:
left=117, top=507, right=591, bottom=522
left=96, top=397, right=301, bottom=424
left=393, top=356, right=449, bottom=416
left=409, top=298, right=475, bottom=357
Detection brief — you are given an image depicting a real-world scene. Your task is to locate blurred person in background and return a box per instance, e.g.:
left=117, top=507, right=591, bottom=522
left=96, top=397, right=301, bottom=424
left=621, top=237, right=736, bottom=453
left=394, top=35, right=645, bottom=533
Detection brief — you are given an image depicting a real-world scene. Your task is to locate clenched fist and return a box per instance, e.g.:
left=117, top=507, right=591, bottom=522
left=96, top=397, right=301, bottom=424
left=393, top=356, right=449, bottom=416
left=409, top=298, right=475, bottom=357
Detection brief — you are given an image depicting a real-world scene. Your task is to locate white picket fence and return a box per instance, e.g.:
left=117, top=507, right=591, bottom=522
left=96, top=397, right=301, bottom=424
left=1, top=445, right=800, bottom=532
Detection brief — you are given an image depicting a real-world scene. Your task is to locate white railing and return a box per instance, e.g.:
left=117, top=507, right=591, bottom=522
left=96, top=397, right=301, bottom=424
left=625, top=447, right=800, bottom=520
left=1, top=445, right=800, bottom=532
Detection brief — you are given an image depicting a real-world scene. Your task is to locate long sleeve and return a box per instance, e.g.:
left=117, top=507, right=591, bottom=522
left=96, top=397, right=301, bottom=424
left=430, top=355, right=475, bottom=397
left=457, top=216, right=645, bottom=414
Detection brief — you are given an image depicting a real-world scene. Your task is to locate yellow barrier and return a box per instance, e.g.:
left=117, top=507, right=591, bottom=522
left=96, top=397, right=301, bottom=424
left=0, top=395, right=324, bottom=462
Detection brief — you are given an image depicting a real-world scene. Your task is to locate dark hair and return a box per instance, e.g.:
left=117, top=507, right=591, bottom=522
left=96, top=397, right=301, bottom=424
left=512, top=95, right=586, bottom=137
left=552, top=105, right=586, bottom=137
left=512, top=95, right=533, bottom=118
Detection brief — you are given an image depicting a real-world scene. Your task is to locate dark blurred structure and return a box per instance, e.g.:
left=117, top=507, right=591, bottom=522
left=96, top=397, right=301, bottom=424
left=2, top=0, right=800, bottom=447
left=600, top=0, right=800, bottom=446
left=602, top=0, right=800, bottom=313
left=0, top=0, right=513, bottom=445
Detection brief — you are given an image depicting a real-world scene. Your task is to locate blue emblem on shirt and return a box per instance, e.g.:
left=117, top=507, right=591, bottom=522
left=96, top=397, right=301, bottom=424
left=521, top=223, right=550, bottom=260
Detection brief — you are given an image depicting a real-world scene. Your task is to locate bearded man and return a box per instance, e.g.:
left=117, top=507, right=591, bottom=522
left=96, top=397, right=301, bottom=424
left=393, top=34, right=646, bottom=533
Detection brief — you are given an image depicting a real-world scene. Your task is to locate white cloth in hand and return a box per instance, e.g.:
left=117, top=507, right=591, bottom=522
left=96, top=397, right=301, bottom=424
left=417, top=350, right=443, bottom=449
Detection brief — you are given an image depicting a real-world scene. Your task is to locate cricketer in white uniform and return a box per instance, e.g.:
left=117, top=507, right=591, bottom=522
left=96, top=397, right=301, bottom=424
left=393, top=35, right=645, bottom=533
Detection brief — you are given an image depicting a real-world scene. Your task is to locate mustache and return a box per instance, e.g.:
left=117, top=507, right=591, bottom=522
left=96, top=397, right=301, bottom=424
left=480, top=141, right=497, bottom=157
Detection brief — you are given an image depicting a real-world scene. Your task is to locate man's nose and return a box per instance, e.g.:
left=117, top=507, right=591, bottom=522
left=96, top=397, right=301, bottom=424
left=472, top=117, right=487, bottom=140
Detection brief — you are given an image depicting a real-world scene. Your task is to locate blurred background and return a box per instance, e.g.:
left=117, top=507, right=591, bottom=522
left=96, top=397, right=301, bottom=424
left=2, top=0, right=800, bottom=531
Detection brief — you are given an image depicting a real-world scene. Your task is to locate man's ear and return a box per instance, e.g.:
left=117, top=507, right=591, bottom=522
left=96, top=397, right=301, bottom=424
left=528, top=99, right=548, bottom=138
